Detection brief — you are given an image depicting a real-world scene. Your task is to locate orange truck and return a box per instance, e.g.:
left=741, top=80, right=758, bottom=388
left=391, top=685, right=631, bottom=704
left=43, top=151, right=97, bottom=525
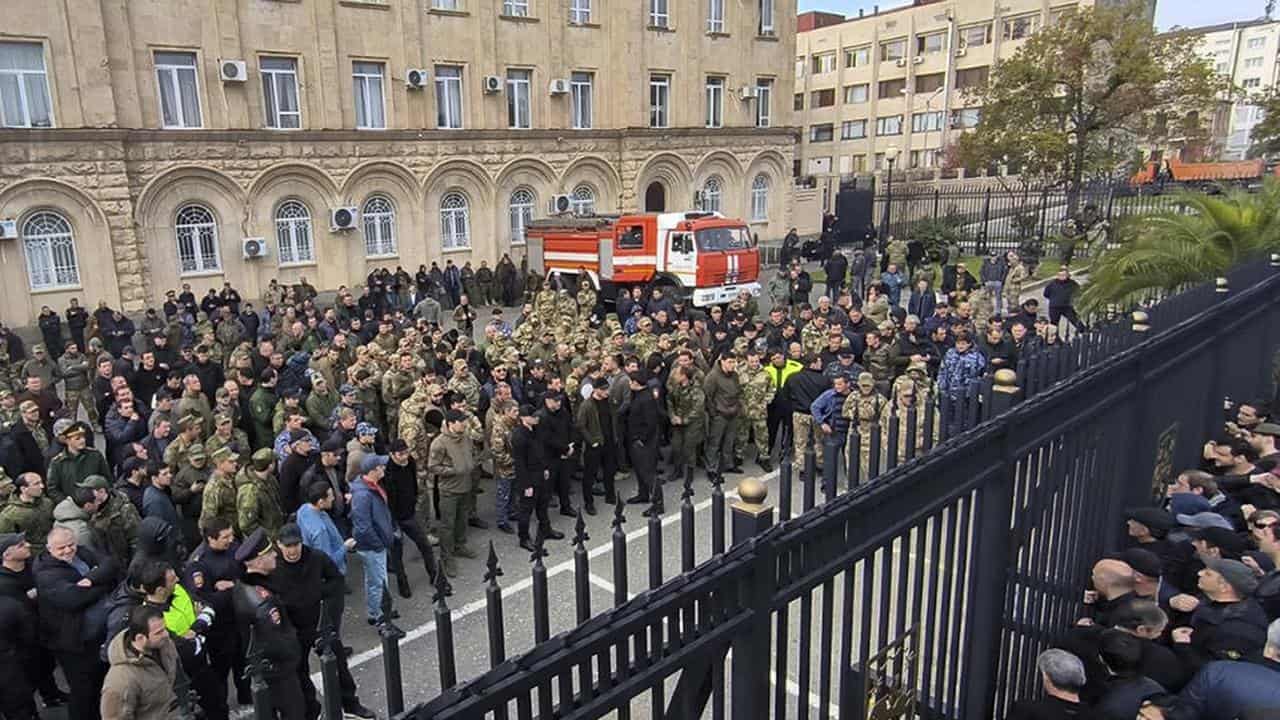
left=524, top=211, right=762, bottom=307
left=1130, top=158, right=1279, bottom=186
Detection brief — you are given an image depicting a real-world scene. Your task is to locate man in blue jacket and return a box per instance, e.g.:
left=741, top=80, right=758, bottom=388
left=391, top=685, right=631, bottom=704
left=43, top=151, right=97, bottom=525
left=297, top=481, right=353, bottom=576
left=349, top=455, right=397, bottom=625
left=1179, top=618, right=1280, bottom=719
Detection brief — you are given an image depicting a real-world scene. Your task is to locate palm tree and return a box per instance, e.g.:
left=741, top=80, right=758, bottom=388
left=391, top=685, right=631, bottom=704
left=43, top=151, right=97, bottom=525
left=1079, top=179, right=1280, bottom=312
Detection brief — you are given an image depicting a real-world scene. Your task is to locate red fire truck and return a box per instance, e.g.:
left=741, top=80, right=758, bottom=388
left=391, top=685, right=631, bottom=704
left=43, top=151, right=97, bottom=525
left=524, top=211, right=762, bottom=307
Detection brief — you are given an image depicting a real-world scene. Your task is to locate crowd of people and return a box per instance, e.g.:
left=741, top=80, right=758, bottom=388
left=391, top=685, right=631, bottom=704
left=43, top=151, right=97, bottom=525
left=1009, top=399, right=1280, bottom=719
left=0, top=234, right=1099, bottom=720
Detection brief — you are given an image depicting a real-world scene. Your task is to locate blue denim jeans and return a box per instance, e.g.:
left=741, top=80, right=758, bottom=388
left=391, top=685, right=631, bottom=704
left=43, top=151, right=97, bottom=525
left=358, top=549, right=388, bottom=621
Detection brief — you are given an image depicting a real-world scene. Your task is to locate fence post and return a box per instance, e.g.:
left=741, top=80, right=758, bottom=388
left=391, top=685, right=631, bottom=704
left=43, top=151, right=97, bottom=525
left=315, top=600, right=344, bottom=720
left=978, top=187, right=992, bottom=255
left=987, top=369, right=1023, bottom=415
left=730, top=478, right=775, bottom=720
left=379, top=584, right=407, bottom=718
left=244, top=628, right=275, bottom=720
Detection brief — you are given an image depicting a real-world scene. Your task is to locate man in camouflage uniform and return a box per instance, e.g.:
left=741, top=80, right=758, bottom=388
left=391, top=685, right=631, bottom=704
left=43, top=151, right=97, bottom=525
left=199, top=446, right=240, bottom=533
left=488, top=399, right=518, bottom=533
left=57, top=342, right=94, bottom=424
left=736, top=348, right=776, bottom=471
left=236, top=448, right=284, bottom=540
left=881, top=378, right=936, bottom=463
left=205, top=412, right=250, bottom=466
left=842, top=372, right=887, bottom=480
left=446, top=358, right=481, bottom=412
left=632, top=317, right=659, bottom=361
left=885, top=236, right=909, bottom=273
left=666, top=364, right=705, bottom=477
left=474, top=261, right=495, bottom=306
left=0, top=389, right=20, bottom=432
left=21, top=344, right=58, bottom=391
left=81, top=474, right=140, bottom=568
left=1003, top=252, right=1028, bottom=315
left=398, top=379, right=445, bottom=520
left=177, top=374, right=214, bottom=436
left=577, top=279, right=597, bottom=317
left=381, top=351, right=418, bottom=437
left=354, top=370, right=385, bottom=432
left=800, top=313, right=829, bottom=359
left=862, top=330, right=895, bottom=396
left=0, top=473, right=55, bottom=554
left=164, top=414, right=204, bottom=469
left=172, top=442, right=210, bottom=547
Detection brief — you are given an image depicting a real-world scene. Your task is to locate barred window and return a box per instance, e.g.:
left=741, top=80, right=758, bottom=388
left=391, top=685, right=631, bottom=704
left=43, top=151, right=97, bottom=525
left=702, top=176, right=723, bottom=213
left=275, top=200, right=314, bottom=264
left=509, top=187, right=534, bottom=245
left=22, top=211, right=79, bottom=290
left=440, top=192, right=470, bottom=249
left=362, top=195, right=396, bottom=257
left=750, top=175, right=769, bottom=222
left=571, top=184, right=596, bottom=215
left=175, top=204, right=220, bottom=274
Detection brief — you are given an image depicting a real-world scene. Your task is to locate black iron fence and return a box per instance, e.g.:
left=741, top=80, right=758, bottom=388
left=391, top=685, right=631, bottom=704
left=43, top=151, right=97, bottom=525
left=250, top=260, right=1280, bottom=720
left=847, top=178, right=1201, bottom=257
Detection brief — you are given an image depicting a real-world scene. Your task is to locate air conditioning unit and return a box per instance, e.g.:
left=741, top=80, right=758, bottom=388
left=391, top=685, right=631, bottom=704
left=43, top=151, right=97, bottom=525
left=913, top=56, right=925, bottom=65
left=739, top=85, right=760, bottom=101
left=0, top=219, right=16, bottom=240
left=483, top=75, right=503, bottom=93
left=548, top=78, right=570, bottom=95
left=406, top=68, right=429, bottom=89
left=549, top=195, right=573, bottom=214
left=242, top=237, right=268, bottom=259
left=895, top=58, right=908, bottom=67
left=955, top=47, right=968, bottom=57
left=330, top=207, right=359, bottom=231
left=219, top=59, right=248, bottom=83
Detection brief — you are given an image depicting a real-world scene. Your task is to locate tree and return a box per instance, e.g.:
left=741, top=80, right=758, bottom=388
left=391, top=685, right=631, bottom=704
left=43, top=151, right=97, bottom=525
left=952, top=3, right=1223, bottom=215
left=1078, top=179, right=1280, bottom=312
left=1248, top=86, right=1280, bottom=158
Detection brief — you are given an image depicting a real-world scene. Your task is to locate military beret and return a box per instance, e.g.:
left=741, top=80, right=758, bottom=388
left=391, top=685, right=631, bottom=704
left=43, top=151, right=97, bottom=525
left=234, top=528, right=273, bottom=564
left=251, top=448, right=275, bottom=471
left=213, top=413, right=232, bottom=426
left=75, top=474, right=109, bottom=490
left=209, top=446, right=235, bottom=464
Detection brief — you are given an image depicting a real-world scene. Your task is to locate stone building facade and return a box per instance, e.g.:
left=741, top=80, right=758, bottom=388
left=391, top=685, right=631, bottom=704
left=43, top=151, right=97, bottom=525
left=0, top=0, right=797, bottom=325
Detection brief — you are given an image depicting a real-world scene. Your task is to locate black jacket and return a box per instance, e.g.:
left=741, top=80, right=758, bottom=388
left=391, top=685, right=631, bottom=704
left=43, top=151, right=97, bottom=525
left=266, top=545, right=344, bottom=638
left=623, top=385, right=661, bottom=445
left=34, top=545, right=118, bottom=653
left=511, top=422, right=546, bottom=494
left=822, top=253, right=848, bottom=286
left=785, top=368, right=830, bottom=417
left=536, top=405, right=573, bottom=460
left=278, top=451, right=313, bottom=516
left=383, top=456, right=419, bottom=522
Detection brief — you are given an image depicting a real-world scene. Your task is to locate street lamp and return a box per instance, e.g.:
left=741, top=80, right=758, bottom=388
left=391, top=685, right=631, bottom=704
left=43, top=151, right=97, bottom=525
left=880, top=144, right=900, bottom=248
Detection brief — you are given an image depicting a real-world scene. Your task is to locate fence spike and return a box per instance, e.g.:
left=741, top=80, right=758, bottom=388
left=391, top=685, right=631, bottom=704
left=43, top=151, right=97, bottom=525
left=574, top=510, right=590, bottom=547
left=484, top=539, right=503, bottom=586
left=433, top=566, right=457, bottom=689
left=711, top=469, right=725, bottom=556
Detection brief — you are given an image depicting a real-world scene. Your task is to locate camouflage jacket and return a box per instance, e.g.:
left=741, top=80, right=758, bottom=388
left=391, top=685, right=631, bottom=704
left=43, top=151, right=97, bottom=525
left=199, top=471, right=238, bottom=532
left=489, top=415, right=516, bottom=478
left=739, top=366, right=776, bottom=419
left=0, top=496, right=55, bottom=554
left=89, top=492, right=141, bottom=567
left=235, top=468, right=284, bottom=540
left=666, top=380, right=706, bottom=426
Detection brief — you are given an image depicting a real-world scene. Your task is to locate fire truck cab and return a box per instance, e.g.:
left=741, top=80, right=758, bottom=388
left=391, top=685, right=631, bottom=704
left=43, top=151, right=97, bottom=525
left=524, top=211, right=761, bottom=307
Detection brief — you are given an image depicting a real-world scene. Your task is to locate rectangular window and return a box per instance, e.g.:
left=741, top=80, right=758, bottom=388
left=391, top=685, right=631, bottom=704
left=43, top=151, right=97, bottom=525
left=759, top=0, right=775, bottom=35
left=878, top=78, right=906, bottom=99
left=959, top=24, right=991, bottom=47
left=796, top=57, right=806, bottom=78
left=794, top=93, right=804, bottom=111
left=503, top=0, right=528, bottom=15
left=841, top=119, right=866, bottom=139
left=915, top=73, right=944, bottom=94
left=874, top=152, right=885, bottom=170
left=1048, top=6, right=1074, bottom=24
left=756, top=78, right=773, bottom=127
left=955, top=66, right=990, bottom=90
left=844, top=83, right=868, bottom=104
left=851, top=154, right=866, bottom=172
left=435, top=64, right=463, bottom=129
left=352, top=61, right=386, bottom=129
left=0, top=42, right=53, bottom=128
left=1249, top=37, right=1266, bottom=48
left=1245, top=57, right=1264, bottom=69
left=876, top=115, right=902, bottom=135
left=845, top=46, right=870, bottom=68
left=1243, top=77, right=1263, bottom=88
left=910, top=148, right=937, bottom=168
left=916, top=32, right=945, bottom=55
left=812, top=53, right=837, bottom=74
left=880, top=39, right=906, bottom=62
left=506, top=68, right=531, bottom=129
left=570, top=0, right=592, bottom=24
left=1002, top=14, right=1039, bottom=41
left=650, top=73, right=670, bottom=127
left=650, top=0, right=669, bottom=28
left=155, top=51, right=202, bottom=129
left=432, top=0, right=459, bottom=8
left=951, top=107, right=981, bottom=128
left=261, top=56, right=301, bottom=129
left=911, top=110, right=943, bottom=133
left=809, top=123, right=834, bottom=142
left=811, top=88, right=836, bottom=107
left=706, top=76, right=724, bottom=128
left=707, top=0, right=725, bottom=33
left=1216, top=62, right=1230, bottom=74
left=570, top=71, right=593, bottom=129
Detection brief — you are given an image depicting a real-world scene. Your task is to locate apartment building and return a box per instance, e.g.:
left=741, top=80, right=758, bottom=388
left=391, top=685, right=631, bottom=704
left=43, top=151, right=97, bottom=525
left=0, top=0, right=796, bottom=324
left=1180, top=19, right=1280, bottom=159
left=794, top=0, right=1083, bottom=206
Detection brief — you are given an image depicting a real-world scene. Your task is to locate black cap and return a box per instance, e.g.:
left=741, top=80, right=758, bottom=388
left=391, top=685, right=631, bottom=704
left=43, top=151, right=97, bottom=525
left=0, top=533, right=25, bottom=556
left=1190, top=527, right=1251, bottom=556
left=444, top=409, right=466, bottom=423
left=518, top=404, right=537, bottom=417
left=234, top=528, right=273, bottom=564
left=1107, top=548, right=1162, bottom=578
left=277, top=523, right=303, bottom=545
left=1125, top=507, right=1175, bottom=533
left=389, top=438, right=409, bottom=453
left=320, top=435, right=346, bottom=453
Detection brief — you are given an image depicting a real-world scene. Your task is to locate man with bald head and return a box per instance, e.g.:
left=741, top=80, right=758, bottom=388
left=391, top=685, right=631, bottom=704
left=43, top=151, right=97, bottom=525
left=1081, top=558, right=1137, bottom=628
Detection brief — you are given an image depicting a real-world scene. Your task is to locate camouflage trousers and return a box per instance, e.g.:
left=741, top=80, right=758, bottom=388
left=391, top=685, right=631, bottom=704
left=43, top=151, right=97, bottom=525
left=791, top=414, right=823, bottom=472
left=385, top=410, right=399, bottom=440
left=64, top=387, right=97, bottom=424
left=736, top=414, right=770, bottom=460
left=670, top=420, right=704, bottom=474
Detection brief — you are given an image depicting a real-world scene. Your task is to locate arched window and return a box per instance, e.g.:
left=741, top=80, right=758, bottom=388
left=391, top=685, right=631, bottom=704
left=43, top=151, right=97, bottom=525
left=175, top=204, right=220, bottom=274
left=440, top=191, right=470, bottom=249
left=275, top=200, right=314, bottom=264
left=509, top=187, right=535, bottom=245
left=702, top=175, right=723, bottom=213
left=750, top=174, right=769, bottom=222
left=571, top=184, right=596, bottom=215
left=22, top=211, right=79, bottom=290
left=362, top=195, right=396, bottom=257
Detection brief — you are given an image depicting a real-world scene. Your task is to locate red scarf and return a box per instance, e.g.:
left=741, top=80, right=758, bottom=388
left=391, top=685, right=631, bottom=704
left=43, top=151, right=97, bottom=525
left=364, top=475, right=388, bottom=503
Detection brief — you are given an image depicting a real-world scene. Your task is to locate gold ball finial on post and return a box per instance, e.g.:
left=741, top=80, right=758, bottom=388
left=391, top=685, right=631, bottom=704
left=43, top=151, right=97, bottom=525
left=736, top=477, right=768, bottom=507
left=1132, top=310, right=1150, bottom=333
left=1215, top=276, right=1229, bottom=294
left=992, top=368, right=1018, bottom=394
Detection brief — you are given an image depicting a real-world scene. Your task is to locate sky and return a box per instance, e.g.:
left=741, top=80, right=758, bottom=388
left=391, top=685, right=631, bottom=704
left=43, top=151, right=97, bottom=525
left=796, top=0, right=1261, bottom=31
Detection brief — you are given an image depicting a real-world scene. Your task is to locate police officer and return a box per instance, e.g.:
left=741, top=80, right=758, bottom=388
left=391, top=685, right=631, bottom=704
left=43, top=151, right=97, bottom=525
left=232, top=528, right=307, bottom=720
left=186, top=517, right=251, bottom=708
left=512, top=404, right=562, bottom=553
